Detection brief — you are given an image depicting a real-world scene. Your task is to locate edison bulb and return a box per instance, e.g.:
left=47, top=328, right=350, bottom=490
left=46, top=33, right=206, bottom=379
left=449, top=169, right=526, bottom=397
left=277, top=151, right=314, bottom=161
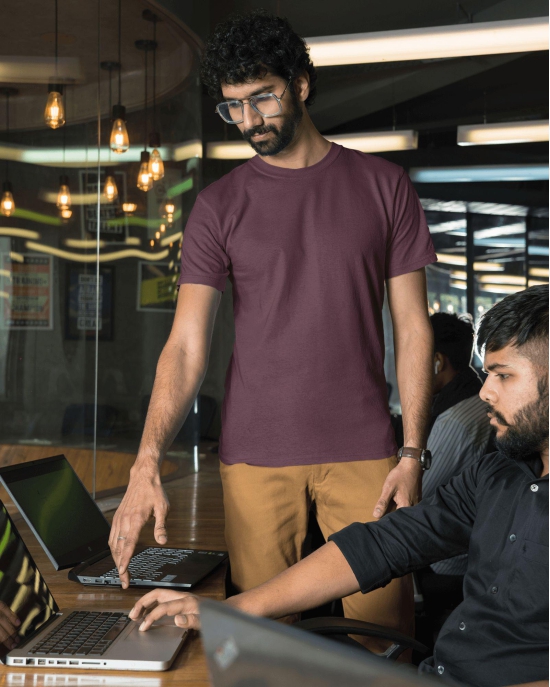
left=137, top=165, right=152, bottom=191
left=57, top=183, right=71, bottom=210
left=164, top=202, right=175, bottom=216
left=122, top=202, right=137, bottom=214
left=110, top=118, right=130, bottom=154
left=44, top=90, right=65, bottom=129
left=103, top=175, right=118, bottom=202
left=148, top=148, right=164, bottom=181
left=0, top=189, right=15, bottom=217
left=60, top=208, right=72, bottom=221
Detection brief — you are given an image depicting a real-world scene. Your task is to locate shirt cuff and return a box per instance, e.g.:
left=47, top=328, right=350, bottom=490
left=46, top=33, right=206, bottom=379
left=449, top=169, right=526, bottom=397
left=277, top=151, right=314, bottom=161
left=178, top=273, right=227, bottom=292
left=329, top=522, right=393, bottom=594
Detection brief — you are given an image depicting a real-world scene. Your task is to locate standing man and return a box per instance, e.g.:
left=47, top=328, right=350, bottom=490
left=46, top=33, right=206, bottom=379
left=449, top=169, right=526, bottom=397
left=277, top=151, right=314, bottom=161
left=110, top=11, right=436, bottom=649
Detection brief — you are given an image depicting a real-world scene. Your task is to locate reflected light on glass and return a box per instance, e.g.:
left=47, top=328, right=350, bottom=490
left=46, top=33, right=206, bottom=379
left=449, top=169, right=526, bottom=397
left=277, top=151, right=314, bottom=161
left=450, top=279, right=467, bottom=290
left=479, top=274, right=528, bottom=286
left=446, top=304, right=454, bottom=312
left=60, top=208, right=72, bottom=220
left=44, top=89, right=65, bottom=129
left=56, top=176, right=71, bottom=209
left=122, top=202, right=138, bottom=214
left=1, top=182, right=15, bottom=217
left=149, top=148, right=164, bottom=181
left=410, top=164, right=549, bottom=183
left=481, top=284, right=524, bottom=294
left=103, top=173, right=118, bottom=202
left=137, top=151, right=153, bottom=191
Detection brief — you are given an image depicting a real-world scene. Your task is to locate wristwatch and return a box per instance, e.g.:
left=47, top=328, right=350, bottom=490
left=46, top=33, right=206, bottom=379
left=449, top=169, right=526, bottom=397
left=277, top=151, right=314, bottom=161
left=397, top=446, right=432, bottom=471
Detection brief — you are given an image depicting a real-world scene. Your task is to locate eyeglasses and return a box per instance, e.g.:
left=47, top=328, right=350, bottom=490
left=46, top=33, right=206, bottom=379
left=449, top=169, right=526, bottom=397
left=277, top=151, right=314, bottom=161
left=215, top=80, right=291, bottom=124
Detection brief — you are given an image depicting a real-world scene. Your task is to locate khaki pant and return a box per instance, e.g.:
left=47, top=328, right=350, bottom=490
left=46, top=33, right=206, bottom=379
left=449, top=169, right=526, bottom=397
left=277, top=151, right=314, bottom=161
left=220, top=458, right=414, bottom=654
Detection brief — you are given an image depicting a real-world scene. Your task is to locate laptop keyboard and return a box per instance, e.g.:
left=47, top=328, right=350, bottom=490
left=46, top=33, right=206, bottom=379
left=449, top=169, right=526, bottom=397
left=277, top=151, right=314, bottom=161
left=101, top=547, right=192, bottom=582
left=29, top=611, right=130, bottom=656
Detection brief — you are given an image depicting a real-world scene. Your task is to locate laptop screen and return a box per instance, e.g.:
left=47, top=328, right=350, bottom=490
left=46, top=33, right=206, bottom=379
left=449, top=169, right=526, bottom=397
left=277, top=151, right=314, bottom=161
left=0, top=502, right=58, bottom=660
left=0, top=456, right=111, bottom=570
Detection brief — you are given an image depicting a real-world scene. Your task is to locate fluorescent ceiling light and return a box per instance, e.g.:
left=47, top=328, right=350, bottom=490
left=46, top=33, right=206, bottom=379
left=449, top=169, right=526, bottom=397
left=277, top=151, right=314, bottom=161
left=450, top=280, right=467, bottom=290
left=125, top=237, right=141, bottom=246
left=474, top=223, right=525, bottom=239
left=326, top=131, right=417, bottom=153
left=436, top=254, right=504, bottom=271
left=172, top=140, right=202, bottom=161
left=207, top=130, right=418, bottom=159
left=528, top=280, right=548, bottom=286
left=530, top=267, right=549, bottom=278
left=410, top=164, right=549, bottom=183
left=305, top=17, right=548, bottom=67
left=160, top=231, right=182, bottom=247
left=451, top=271, right=467, bottom=280
left=479, top=274, right=527, bottom=285
left=429, top=220, right=466, bottom=234
left=41, top=191, right=111, bottom=205
left=457, top=120, right=549, bottom=146
left=481, top=283, right=524, bottom=294
left=0, top=56, right=83, bottom=83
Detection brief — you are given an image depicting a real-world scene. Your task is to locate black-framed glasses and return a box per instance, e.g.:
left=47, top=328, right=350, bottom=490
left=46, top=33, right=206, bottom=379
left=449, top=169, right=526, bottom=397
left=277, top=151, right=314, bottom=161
left=215, top=80, right=291, bottom=124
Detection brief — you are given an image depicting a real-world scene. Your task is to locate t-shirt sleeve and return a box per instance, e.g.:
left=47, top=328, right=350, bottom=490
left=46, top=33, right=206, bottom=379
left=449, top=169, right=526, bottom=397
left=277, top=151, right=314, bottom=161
left=178, top=193, right=230, bottom=292
left=385, top=170, right=437, bottom=279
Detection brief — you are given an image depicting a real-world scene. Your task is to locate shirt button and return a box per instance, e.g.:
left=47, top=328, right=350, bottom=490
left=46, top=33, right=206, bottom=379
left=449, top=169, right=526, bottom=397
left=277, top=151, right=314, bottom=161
left=491, top=586, right=498, bottom=594
left=459, top=622, right=466, bottom=631
left=509, top=534, right=517, bottom=542
left=530, top=484, right=539, bottom=492
left=437, top=666, right=445, bottom=675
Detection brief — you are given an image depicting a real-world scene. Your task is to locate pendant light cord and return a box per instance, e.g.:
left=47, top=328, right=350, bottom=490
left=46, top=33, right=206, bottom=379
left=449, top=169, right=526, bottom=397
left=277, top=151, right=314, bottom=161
left=117, top=0, right=122, bottom=104
left=54, top=0, right=58, bottom=78
left=152, top=20, right=157, bottom=135
left=5, top=94, right=9, bottom=182
left=144, top=49, right=148, bottom=150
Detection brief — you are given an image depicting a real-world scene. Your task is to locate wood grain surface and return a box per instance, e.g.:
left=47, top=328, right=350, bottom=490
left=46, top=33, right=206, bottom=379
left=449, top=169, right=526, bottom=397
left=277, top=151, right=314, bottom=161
left=0, top=452, right=226, bottom=687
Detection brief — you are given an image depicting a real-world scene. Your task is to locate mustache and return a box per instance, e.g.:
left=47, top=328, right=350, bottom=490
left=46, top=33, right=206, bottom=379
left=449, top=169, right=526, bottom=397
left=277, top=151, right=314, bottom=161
left=485, top=404, right=510, bottom=426
left=242, top=124, right=277, bottom=142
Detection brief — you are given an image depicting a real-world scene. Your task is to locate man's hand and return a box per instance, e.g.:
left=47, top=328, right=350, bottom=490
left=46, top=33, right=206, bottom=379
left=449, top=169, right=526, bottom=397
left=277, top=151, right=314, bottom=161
left=373, top=458, right=422, bottom=518
left=109, top=463, right=170, bottom=589
left=0, top=601, right=20, bottom=650
left=130, top=589, right=200, bottom=631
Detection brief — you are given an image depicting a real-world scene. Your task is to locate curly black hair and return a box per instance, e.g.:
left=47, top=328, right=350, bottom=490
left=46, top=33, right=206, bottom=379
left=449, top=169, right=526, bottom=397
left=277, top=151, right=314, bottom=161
left=431, top=312, right=475, bottom=371
left=200, top=10, right=317, bottom=107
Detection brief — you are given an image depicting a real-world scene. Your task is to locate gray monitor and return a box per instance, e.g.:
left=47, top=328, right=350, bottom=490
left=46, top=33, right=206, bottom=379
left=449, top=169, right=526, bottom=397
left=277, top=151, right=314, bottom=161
left=200, top=600, right=431, bottom=687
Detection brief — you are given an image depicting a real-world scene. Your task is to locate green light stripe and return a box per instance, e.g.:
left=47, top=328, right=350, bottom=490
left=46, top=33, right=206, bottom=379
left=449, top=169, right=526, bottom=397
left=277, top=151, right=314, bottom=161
left=0, top=516, right=11, bottom=557
left=166, top=177, right=193, bottom=198
left=14, top=208, right=62, bottom=226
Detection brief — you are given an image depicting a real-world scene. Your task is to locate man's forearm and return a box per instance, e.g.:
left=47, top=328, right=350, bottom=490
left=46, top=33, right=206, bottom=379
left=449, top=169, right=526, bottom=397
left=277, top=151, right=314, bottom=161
left=225, top=542, right=359, bottom=619
left=395, top=323, right=433, bottom=448
left=134, top=342, right=206, bottom=470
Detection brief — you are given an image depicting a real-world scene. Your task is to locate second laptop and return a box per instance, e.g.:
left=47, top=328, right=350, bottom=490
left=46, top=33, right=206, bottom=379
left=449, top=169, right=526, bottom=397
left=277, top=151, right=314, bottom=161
left=0, top=454, right=227, bottom=589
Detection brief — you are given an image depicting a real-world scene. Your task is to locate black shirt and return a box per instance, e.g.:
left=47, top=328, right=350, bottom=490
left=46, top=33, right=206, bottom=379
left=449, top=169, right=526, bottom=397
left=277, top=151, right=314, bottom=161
left=329, top=451, right=548, bottom=687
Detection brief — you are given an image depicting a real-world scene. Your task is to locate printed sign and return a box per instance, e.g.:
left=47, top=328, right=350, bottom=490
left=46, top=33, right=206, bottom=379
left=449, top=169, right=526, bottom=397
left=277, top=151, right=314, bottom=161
left=0, top=253, right=53, bottom=330
left=65, top=265, right=114, bottom=340
left=137, top=262, right=178, bottom=312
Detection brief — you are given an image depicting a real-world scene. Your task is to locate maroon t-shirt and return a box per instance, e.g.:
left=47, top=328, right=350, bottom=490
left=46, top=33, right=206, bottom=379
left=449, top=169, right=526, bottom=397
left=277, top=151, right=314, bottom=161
left=179, top=143, right=436, bottom=466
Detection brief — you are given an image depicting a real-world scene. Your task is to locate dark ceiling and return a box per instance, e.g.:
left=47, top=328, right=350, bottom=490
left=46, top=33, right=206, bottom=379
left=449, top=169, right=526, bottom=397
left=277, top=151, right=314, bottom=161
left=160, top=0, right=549, bottom=208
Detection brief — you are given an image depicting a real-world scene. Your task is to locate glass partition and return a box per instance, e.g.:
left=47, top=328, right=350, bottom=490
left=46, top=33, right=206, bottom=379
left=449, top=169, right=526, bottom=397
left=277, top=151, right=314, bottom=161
left=0, top=1, right=202, bottom=497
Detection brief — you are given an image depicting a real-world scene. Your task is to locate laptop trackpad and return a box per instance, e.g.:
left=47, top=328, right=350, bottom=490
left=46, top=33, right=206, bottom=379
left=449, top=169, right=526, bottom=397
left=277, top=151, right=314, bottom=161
left=109, top=621, right=187, bottom=661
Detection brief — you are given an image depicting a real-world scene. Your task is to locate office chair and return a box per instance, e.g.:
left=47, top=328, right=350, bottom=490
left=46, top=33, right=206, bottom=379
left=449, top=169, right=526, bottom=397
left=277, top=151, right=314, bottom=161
left=295, top=617, right=428, bottom=661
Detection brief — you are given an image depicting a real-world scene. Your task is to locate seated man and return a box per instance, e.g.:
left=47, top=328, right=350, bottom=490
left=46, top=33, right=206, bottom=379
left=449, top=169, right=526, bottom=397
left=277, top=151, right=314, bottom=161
left=130, top=285, right=549, bottom=687
left=419, top=312, right=493, bottom=613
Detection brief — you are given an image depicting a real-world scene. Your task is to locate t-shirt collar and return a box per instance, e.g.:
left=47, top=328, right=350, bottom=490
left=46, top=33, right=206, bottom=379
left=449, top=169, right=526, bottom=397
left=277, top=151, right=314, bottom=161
left=247, top=141, right=342, bottom=179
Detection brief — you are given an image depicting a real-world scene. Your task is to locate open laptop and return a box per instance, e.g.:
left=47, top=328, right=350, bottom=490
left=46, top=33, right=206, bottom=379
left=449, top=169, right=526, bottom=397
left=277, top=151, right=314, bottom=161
left=0, top=500, right=186, bottom=670
left=0, top=455, right=227, bottom=589
left=200, top=600, right=429, bottom=687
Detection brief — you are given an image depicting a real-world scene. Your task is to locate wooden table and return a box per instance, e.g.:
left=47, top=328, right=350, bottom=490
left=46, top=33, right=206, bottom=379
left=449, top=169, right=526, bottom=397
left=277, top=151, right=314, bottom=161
left=0, top=454, right=226, bottom=687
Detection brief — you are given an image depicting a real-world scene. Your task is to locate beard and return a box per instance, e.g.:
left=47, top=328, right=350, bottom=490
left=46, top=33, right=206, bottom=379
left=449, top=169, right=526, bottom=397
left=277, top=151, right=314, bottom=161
left=490, top=377, right=549, bottom=460
left=242, top=88, right=303, bottom=157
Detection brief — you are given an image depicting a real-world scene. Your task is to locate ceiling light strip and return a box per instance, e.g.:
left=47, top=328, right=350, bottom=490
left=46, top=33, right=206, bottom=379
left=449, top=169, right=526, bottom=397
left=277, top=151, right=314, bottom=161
left=305, top=17, right=548, bottom=67
left=457, top=120, right=549, bottom=146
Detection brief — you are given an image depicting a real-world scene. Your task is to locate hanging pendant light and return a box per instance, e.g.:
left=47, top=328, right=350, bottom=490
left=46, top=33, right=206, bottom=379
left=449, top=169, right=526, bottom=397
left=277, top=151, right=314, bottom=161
left=45, top=0, right=65, bottom=129
left=1, top=182, right=15, bottom=217
left=137, top=151, right=153, bottom=191
left=103, top=168, right=118, bottom=202
left=110, top=0, right=129, bottom=153
left=146, top=14, right=164, bottom=180
left=1, top=88, right=18, bottom=217
left=57, top=175, right=71, bottom=209
left=135, top=38, right=156, bottom=191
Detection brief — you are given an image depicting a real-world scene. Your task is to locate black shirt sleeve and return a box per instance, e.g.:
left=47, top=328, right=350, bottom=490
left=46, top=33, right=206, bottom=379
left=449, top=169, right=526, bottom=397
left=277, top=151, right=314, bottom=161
left=329, top=458, right=482, bottom=593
